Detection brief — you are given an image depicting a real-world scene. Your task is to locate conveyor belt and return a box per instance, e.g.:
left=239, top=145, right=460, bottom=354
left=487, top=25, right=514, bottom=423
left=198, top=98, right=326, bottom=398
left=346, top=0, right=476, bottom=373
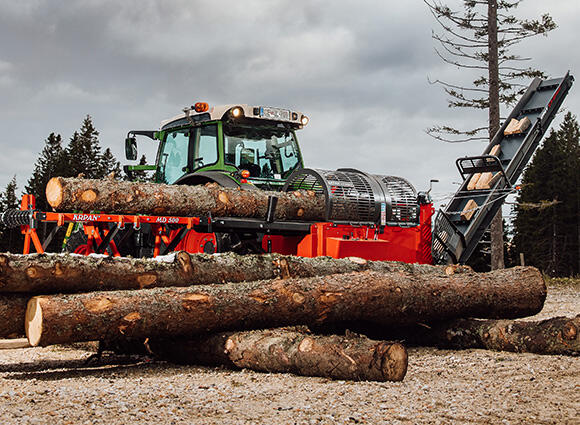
left=432, top=73, right=574, bottom=264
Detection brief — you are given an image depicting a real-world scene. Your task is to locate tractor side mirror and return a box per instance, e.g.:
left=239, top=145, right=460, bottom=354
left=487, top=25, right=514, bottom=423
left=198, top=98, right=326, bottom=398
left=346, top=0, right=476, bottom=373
left=125, top=136, right=138, bottom=161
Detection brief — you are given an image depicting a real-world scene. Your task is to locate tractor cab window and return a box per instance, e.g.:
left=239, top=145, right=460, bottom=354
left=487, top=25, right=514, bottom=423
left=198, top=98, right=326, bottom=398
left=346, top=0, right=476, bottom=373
left=158, top=125, right=218, bottom=184
left=159, top=129, right=189, bottom=184
left=224, top=124, right=301, bottom=179
left=193, top=125, right=218, bottom=169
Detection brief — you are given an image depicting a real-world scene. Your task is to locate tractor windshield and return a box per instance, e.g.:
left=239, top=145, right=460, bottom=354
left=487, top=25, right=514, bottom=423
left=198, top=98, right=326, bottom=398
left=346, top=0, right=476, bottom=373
left=224, top=124, right=301, bottom=179
left=159, top=128, right=190, bottom=184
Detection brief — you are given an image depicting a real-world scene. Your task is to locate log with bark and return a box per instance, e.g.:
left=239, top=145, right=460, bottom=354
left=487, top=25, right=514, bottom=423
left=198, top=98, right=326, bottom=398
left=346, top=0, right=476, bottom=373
left=386, top=315, right=580, bottom=356
left=0, top=295, right=29, bottom=338
left=0, top=251, right=470, bottom=294
left=25, top=266, right=546, bottom=347
left=46, top=177, right=326, bottom=221
left=149, top=328, right=408, bottom=382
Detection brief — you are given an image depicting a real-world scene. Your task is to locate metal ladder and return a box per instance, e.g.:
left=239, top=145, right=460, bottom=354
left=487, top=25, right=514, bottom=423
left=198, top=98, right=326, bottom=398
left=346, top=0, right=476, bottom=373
left=432, top=72, right=574, bottom=264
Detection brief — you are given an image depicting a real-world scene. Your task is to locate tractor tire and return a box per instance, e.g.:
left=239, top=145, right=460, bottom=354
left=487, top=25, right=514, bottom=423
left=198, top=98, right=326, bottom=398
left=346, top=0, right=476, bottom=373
left=63, top=227, right=93, bottom=255
left=63, top=227, right=118, bottom=256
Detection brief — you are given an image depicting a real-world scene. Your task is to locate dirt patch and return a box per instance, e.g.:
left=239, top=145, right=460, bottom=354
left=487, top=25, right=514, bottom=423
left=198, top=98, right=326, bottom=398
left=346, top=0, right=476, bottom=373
left=0, top=283, right=578, bottom=424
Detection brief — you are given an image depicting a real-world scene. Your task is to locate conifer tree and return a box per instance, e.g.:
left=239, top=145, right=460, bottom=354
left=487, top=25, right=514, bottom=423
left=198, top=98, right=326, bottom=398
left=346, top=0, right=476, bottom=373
left=65, top=115, right=103, bottom=179
left=25, top=133, right=66, bottom=211
left=0, top=176, right=22, bottom=252
left=513, top=112, right=580, bottom=276
left=99, top=148, right=122, bottom=178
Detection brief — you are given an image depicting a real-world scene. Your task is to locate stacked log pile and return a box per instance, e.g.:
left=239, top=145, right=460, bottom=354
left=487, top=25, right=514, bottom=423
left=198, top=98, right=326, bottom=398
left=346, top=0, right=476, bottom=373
left=0, top=176, right=576, bottom=383
left=0, top=250, right=577, bottom=382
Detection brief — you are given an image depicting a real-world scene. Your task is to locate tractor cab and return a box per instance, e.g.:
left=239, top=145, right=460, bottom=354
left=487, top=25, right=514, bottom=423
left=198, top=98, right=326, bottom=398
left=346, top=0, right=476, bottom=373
left=124, top=103, right=308, bottom=190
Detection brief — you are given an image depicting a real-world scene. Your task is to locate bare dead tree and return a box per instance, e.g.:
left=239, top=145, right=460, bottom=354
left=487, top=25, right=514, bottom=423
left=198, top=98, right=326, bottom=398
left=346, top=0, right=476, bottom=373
left=424, top=0, right=556, bottom=270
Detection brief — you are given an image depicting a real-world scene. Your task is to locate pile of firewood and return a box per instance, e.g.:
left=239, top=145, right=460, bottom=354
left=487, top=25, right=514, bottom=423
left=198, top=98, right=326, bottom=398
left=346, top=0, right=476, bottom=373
left=0, top=251, right=578, bottom=382
left=0, top=176, right=577, bottom=382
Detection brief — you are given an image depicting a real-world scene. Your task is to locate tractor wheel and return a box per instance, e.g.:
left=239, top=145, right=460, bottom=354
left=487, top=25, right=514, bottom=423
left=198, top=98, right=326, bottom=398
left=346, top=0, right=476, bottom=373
left=177, top=230, right=219, bottom=254
left=63, top=228, right=94, bottom=255
left=169, top=229, right=263, bottom=255
left=63, top=227, right=118, bottom=256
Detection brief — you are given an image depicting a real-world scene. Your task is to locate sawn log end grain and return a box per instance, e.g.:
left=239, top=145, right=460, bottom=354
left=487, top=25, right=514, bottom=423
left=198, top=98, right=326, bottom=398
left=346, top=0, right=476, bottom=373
left=25, top=297, right=43, bottom=346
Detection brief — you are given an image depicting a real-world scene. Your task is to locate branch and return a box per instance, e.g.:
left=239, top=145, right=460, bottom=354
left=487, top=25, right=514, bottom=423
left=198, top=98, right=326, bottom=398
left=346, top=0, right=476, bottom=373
left=514, top=199, right=561, bottom=211
left=425, top=126, right=489, bottom=143
left=434, top=35, right=484, bottom=61
left=428, top=77, right=488, bottom=93
left=432, top=32, right=486, bottom=49
left=433, top=48, right=488, bottom=70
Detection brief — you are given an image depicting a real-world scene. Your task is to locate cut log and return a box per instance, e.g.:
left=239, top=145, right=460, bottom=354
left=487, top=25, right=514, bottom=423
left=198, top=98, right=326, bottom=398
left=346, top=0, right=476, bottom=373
left=475, top=172, right=501, bottom=190
left=25, top=266, right=546, bottom=347
left=0, top=251, right=470, bottom=294
left=461, top=199, right=478, bottom=221
left=467, top=173, right=481, bottom=191
left=475, top=172, right=493, bottom=190
left=489, top=144, right=501, bottom=156
left=386, top=315, right=580, bottom=356
left=149, top=328, right=408, bottom=382
left=46, top=177, right=326, bottom=221
left=0, top=295, right=28, bottom=338
left=504, top=116, right=531, bottom=135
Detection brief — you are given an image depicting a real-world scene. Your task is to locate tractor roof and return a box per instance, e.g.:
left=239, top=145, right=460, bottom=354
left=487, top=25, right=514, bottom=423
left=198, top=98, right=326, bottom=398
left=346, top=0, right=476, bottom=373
left=160, top=104, right=308, bottom=130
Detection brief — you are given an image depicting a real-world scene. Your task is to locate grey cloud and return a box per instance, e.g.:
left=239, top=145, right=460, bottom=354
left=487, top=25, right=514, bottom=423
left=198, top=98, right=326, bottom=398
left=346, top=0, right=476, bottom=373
left=0, top=0, right=577, bottom=214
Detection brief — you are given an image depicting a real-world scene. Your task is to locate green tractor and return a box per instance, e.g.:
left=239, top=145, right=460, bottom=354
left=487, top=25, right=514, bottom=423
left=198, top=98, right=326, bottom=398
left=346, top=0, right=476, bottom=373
left=115, top=102, right=310, bottom=255
left=124, top=103, right=309, bottom=190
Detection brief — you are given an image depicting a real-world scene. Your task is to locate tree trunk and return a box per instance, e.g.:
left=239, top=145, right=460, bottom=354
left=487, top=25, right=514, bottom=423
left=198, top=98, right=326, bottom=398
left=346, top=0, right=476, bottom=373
left=45, top=177, right=326, bottom=221
left=488, top=0, right=505, bottom=270
left=0, top=295, right=28, bottom=338
left=393, top=315, right=580, bottom=356
left=25, top=266, right=546, bottom=347
left=0, top=251, right=471, bottom=294
left=149, top=328, right=408, bottom=382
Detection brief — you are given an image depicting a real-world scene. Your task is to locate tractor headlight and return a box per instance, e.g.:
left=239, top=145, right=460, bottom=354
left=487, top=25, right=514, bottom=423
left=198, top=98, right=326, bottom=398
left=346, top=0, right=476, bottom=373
left=301, top=115, right=309, bottom=126
left=231, top=107, right=243, bottom=118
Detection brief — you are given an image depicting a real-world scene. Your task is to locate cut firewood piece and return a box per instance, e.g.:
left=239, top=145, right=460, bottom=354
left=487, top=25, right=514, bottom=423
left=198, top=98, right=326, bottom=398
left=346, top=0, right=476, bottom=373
left=504, top=116, right=531, bottom=135
left=0, top=252, right=466, bottom=294
left=475, top=172, right=502, bottom=190
left=460, top=199, right=478, bottom=221
left=46, top=177, right=326, bottom=221
left=386, top=315, right=580, bottom=356
left=489, top=144, right=501, bottom=157
left=0, top=338, right=30, bottom=350
left=487, top=172, right=502, bottom=187
left=149, top=328, right=408, bottom=382
left=467, top=173, right=482, bottom=191
left=25, top=266, right=546, bottom=347
left=0, top=295, right=28, bottom=338
left=475, top=172, right=493, bottom=190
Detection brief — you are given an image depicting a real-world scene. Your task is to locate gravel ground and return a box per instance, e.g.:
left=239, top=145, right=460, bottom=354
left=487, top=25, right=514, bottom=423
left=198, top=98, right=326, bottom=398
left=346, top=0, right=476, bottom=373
left=0, top=282, right=578, bottom=425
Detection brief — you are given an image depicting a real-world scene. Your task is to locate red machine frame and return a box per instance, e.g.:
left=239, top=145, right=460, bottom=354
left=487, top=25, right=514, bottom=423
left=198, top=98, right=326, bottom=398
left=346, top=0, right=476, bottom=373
left=17, top=194, right=434, bottom=264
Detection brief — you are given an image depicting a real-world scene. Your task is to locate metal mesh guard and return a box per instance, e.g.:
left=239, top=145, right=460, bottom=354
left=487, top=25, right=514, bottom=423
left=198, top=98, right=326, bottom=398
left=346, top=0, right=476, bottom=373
left=379, top=176, right=418, bottom=224
left=284, top=169, right=376, bottom=222
left=284, top=168, right=419, bottom=225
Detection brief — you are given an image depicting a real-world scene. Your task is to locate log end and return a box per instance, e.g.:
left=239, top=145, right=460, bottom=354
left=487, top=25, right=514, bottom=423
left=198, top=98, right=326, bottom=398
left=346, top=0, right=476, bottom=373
left=25, top=297, right=43, bottom=347
left=46, top=177, right=64, bottom=208
left=376, top=342, right=408, bottom=382
left=81, top=189, right=98, bottom=203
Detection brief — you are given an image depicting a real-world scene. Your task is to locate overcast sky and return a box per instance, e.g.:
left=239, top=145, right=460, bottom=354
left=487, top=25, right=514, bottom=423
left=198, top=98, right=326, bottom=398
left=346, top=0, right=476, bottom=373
left=0, top=0, right=578, bottom=217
